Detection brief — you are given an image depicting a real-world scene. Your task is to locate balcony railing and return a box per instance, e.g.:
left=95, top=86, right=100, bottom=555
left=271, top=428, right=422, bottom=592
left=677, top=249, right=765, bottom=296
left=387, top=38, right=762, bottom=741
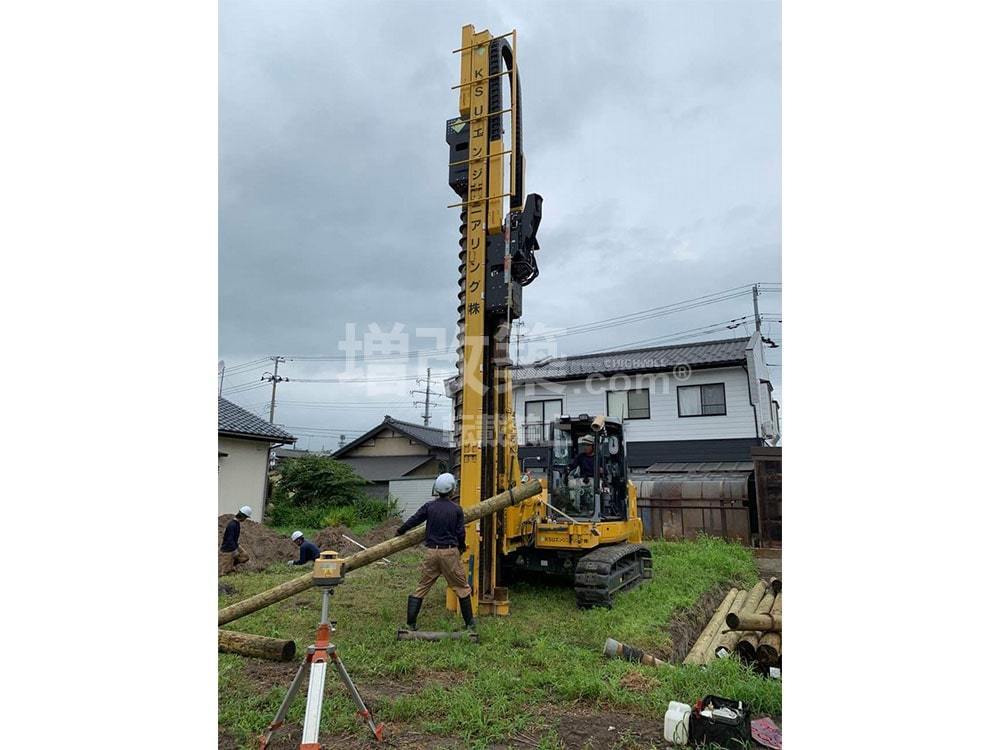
left=522, top=422, right=547, bottom=446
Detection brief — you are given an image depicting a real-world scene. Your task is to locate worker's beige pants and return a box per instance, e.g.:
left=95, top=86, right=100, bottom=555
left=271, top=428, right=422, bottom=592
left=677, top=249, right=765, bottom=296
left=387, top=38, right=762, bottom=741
left=218, top=546, right=249, bottom=576
left=413, top=547, right=471, bottom=599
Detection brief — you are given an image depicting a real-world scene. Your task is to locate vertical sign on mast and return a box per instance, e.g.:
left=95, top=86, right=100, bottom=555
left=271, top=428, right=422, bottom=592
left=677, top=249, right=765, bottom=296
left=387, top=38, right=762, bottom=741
left=457, top=25, right=492, bottom=613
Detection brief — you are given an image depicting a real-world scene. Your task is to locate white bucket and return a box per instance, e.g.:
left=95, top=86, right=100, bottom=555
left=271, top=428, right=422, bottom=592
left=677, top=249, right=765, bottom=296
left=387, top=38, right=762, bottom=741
left=664, top=701, right=691, bottom=745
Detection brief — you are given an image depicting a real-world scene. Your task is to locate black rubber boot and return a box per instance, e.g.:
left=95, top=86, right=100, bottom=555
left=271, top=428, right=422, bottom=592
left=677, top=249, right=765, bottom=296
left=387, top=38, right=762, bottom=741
left=406, top=595, right=422, bottom=631
left=458, top=594, right=477, bottom=631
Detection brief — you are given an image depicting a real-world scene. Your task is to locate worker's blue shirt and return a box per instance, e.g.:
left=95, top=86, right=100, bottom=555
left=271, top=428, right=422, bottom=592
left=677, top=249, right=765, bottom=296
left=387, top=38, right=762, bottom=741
left=398, top=497, right=466, bottom=551
left=293, top=540, right=321, bottom=565
left=220, top=518, right=241, bottom=552
left=569, top=452, right=595, bottom=477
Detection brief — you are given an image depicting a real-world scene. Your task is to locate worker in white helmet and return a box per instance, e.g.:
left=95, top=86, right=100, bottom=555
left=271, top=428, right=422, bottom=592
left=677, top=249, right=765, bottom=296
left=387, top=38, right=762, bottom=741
left=287, top=530, right=321, bottom=566
left=394, top=472, right=475, bottom=631
left=219, top=505, right=252, bottom=576
left=569, top=434, right=598, bottom=480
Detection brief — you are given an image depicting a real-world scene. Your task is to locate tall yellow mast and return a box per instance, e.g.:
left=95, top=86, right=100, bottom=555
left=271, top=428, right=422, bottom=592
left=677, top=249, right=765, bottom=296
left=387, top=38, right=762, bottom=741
left=446, top=25, right=542, bottom=616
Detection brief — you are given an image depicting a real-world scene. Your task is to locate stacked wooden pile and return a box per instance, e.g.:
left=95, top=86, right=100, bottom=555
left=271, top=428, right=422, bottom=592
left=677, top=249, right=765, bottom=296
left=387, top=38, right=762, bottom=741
left=682, top=578, right=781, bottom=670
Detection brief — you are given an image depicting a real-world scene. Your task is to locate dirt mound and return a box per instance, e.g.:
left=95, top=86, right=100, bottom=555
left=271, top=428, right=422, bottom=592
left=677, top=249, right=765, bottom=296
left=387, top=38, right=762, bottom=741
left=218, top=515, right=297, bottom=573
left=312, top=517, right=401, bottom=556
left=218, top=516, right=403, bottom=575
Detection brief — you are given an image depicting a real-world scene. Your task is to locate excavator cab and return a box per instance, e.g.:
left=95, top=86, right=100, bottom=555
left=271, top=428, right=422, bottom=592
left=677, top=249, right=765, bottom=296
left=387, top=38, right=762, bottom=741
left=548, top=415, right=628, bottom=521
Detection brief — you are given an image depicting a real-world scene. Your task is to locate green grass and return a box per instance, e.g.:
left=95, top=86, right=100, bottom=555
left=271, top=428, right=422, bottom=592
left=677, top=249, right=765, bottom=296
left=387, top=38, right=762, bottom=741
left=219, top=537, right=780, bottom=749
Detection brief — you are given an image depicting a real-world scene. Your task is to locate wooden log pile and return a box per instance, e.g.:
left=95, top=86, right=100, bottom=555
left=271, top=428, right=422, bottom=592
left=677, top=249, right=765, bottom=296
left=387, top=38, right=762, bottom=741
left=684, top=577, right=781, bottom=671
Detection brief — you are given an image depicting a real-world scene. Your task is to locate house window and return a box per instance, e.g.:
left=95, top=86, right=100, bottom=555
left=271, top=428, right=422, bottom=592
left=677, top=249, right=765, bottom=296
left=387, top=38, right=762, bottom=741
left=677, top=383, right=727, bottom=417
left=524, top=399, right=562, bottom=445
left=606, top=388, right=650, bottom=420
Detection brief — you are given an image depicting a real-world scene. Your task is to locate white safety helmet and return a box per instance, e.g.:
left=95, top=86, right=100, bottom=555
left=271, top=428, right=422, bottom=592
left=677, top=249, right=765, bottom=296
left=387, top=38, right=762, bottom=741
left=578, top=434, right=595, bottom=446
left=433, top=472, right=457, bottom=496
left=290, top=531, right=304, bottom=542
left=239, top=505, right=253, bottom=517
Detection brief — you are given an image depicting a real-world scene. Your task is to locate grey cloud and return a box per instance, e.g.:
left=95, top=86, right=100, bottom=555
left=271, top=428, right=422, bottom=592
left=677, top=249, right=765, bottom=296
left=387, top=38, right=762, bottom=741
left=220, top=0, right=781, bottom=444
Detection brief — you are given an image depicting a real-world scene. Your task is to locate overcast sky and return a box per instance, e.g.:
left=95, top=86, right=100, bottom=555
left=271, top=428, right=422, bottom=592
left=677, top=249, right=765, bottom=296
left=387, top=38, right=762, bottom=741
left=219, top=0, right=781, bottom=449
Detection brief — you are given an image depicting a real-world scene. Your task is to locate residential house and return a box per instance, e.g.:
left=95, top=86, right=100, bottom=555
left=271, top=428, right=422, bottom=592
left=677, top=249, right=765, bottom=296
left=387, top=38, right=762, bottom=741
left=512, top=334, right=780, bottom=471
left=218, top=397, right=296, bottom=517
left=330, top=416, right=451, bottom=499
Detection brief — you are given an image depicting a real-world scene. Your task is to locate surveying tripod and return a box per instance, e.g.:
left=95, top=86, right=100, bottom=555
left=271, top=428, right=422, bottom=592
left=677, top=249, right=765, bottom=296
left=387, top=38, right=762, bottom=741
left=259, top=553, right=384, bottom=749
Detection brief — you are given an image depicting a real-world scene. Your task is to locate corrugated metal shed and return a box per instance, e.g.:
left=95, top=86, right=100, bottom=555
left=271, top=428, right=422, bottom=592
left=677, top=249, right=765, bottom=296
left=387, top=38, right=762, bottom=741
left=643, top=461, right=755, bottom=473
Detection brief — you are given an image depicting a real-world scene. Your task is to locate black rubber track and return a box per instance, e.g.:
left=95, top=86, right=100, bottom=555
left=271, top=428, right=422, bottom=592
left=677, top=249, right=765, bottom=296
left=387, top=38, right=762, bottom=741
left=574, top=542, right=653, bottom=608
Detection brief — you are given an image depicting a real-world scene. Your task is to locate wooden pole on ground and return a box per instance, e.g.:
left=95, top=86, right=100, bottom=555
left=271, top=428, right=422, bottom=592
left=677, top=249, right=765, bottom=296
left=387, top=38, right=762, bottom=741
left=715, top=581, right=764, bottom=658
left=756, top=593, right=783, bottom=665
left=682, top=588, right=738, bottom=665
left=736, top=591, right=775, bottom=662
left=218, top=480, right=542, bottom=626
left=218, top=630, right=296, bottom=661
left=725, top=611, right=781, bottom=631
left=712, top=589, right=750, bottom=658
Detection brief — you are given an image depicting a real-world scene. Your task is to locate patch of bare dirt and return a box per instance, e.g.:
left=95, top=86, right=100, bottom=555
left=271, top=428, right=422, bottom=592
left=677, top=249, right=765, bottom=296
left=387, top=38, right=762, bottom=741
left=618, top=670, right=660, bottom=693
left=312, top=517, right=400, bottom=556
left=217, top=727, right=240, bottom=750
left=238, top=661, right=472, bottom=748
left=547, top=705, right=664, bottom=749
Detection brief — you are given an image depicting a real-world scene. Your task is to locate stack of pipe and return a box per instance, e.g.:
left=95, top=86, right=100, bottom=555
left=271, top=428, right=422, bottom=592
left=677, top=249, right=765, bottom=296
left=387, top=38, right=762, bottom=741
left=684, top=577, right=782, bottom=670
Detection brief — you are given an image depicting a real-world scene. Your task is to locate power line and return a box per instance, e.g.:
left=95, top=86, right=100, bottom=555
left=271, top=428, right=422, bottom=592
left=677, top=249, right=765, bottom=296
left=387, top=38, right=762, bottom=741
left=268, top=282, right=782, bottom=362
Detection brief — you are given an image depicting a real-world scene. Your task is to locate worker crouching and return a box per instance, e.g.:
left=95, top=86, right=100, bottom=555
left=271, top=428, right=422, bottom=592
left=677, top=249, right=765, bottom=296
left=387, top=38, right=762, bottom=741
left=396, top=472, right=476, bottom=631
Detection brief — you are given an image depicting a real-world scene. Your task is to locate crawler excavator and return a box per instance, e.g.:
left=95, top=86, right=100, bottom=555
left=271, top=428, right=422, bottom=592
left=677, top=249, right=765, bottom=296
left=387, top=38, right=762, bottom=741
left=444, top=25, right=652, bottom=617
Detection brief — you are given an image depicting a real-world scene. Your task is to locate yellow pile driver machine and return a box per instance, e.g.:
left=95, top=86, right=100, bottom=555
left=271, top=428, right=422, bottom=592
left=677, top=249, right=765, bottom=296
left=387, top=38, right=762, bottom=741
left=445, top=25, right=652, bottom=617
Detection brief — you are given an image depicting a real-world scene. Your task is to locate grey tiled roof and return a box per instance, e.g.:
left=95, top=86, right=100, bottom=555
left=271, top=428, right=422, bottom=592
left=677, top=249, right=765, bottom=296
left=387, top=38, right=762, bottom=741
left=218, top=397, right=296, bottom=443
left=385, top=417, right=451, bottom=449
left=332, top=415, right=451, bottom=458
left=513, top=337, right=750, bottom=382
left=339, top=455, right=440, bottom=482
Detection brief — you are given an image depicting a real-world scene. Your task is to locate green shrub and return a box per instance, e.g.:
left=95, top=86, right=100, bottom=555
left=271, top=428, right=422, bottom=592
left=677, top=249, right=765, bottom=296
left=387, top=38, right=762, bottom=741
left=354, top=494, right=400, bottom=524
left=267, top=456, right=369, bottom=528
left=268, top=500, right=333, bottom=529
left=322, top=505, right=359, bottom=528
left=272, top=455, right=368, bottom=507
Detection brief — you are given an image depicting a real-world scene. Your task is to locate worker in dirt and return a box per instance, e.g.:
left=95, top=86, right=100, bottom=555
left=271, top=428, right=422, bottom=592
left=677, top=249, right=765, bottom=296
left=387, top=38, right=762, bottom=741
left=395, top=472, right=476, bottom=631
left=288, top=530, right=321, bottom=566
left=219, top=505, right=252, bottom=575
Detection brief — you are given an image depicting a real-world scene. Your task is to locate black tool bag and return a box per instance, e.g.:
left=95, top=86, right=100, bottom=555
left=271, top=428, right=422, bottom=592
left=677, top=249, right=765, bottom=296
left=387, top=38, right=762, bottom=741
left=688, top=695, right=752, bottom=749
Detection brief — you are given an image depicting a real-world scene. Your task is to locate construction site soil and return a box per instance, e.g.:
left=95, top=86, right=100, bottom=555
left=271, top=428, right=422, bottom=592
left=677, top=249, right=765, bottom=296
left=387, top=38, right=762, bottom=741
left=217, top=516, right=402, bottom=574
left=224, top=659, right=665, bottom=750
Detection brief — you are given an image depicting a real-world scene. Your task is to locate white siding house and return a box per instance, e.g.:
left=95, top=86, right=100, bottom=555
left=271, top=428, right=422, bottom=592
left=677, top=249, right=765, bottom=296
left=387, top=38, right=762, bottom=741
left=512, top=335, right=779, bottom=469
left=218, top=398, right=296, bottom=517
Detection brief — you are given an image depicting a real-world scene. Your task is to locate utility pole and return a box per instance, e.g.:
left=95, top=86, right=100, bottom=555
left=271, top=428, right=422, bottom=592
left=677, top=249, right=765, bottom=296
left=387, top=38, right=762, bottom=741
left=218, top=360, right=226, bottom=396
left=261, top=356, right=288, bottom=424
left=411, top=368, right=443, bottom=426
left=752, top=284, right=761, bottom=333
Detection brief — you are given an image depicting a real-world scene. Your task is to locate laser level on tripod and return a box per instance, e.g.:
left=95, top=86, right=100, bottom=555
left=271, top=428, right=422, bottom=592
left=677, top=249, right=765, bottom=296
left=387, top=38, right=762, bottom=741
left=259, top=551, right=384, bottom=749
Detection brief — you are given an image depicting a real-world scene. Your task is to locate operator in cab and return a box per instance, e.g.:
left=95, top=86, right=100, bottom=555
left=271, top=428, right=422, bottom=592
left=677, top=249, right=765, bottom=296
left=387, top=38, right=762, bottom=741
left=395, top=472, right=476, bottom=632
left=568, top=434, right=598, bottom=480
left=288, top=530, right=321, bottom=566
